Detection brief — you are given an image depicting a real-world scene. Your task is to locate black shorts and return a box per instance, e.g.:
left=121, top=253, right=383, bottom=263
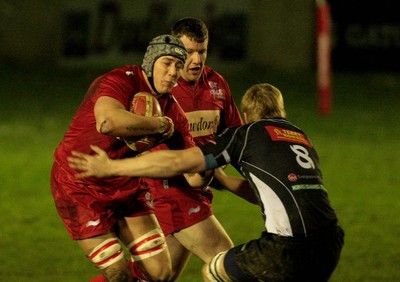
left=223, top=226, right=344, bottom=282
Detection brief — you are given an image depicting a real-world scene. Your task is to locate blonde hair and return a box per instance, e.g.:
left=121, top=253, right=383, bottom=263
left=241, top=83, right=286, bottom=122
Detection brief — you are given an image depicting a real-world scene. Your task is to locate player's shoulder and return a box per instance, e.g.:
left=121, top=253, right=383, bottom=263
left=100, top=65, right=143, bottom=87
left=203, top=65, right=224, bottom=79
left=107, top=64, right=141, bottom=76
left=202, top=66, right=230, bottom=90
left=252, top=118, right=303, bottom=133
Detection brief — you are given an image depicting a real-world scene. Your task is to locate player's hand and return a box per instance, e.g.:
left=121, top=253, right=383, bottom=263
left=68, top=145, right=113, bottom=178
left=184, top=169, right=214, bottom=190
left=158, top=116, right=174, bottom=141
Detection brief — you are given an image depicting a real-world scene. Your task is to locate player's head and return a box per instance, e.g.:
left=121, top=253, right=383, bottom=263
left=172, top=17, right=208, bottom=43
left=241, top=83, right=286, bottom=123
left=142, top=34, right=187, bottom=94
left=171, top=17, right=208, bottom=83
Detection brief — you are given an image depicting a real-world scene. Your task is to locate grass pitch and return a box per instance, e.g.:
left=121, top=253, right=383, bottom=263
left=1, top=63, right=399, bottom=281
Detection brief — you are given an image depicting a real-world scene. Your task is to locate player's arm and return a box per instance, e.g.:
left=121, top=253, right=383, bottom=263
left=94, top=96, right=169, bottom=138
left=213, top=167, right=259, bottom=204
left=68, top=145, right=206, bottom=179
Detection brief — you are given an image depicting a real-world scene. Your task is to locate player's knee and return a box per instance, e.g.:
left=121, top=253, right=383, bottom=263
left=139, top=259, right=172, bottom=282
left=127, top=228, right=172, bottom=281
left=88, top=238, right=130, bottom=281
left=104, top=267, right=131, bottom=282
left=146, top=265, right=173, bottom=282
left=127, top=227, right=167, bottom=261
left=88, top=238, right=125, bottom=269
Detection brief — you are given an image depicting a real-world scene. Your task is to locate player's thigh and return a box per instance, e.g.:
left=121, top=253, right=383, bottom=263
left=174, top=215, right=233, bottom=262
left=77, top=232, right=118, bottom=255
left=166, top=234, right=192, bottom=279
left=118, top=214, right=161, bottom=242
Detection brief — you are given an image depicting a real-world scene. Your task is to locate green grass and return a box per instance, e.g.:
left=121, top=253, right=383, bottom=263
left=1, top=63, right=400, bottom=281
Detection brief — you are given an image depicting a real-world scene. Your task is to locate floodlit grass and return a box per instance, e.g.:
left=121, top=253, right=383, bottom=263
left=1, top=63, right=399, bottom=281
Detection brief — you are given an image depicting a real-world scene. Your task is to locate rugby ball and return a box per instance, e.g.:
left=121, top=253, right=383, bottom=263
left=131, top=92, right=162, bottom=118
left=124, top=92, right=163, bottom=152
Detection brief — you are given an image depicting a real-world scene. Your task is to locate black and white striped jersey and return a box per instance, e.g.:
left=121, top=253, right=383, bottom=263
left=200, top=118, right=339, bottom=237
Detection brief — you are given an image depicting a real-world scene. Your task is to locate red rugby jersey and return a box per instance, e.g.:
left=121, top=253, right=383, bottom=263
left=172, top=65, right=243, bottom=145
left=53, top=65, right=194, bottom=188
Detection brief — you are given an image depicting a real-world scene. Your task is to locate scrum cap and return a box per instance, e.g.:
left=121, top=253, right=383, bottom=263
left=142, top=34, right=187, bottom=79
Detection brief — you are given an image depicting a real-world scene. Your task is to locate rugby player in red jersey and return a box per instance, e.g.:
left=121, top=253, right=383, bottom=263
left=87, top=18, right=244, bottom=282
left=142, top=18, right=244, bottom=280
left=50, top=34, right=205, bottom=281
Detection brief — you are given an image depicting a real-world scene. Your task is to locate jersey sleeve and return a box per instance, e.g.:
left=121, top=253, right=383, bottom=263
left=93, top=67, right=136, bottom=109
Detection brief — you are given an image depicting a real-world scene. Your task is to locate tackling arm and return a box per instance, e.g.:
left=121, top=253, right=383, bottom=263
left=68, top=145, right=206, bottom=179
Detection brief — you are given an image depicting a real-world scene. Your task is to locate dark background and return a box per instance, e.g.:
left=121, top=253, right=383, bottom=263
left=330, top=0, right=400, bottom=71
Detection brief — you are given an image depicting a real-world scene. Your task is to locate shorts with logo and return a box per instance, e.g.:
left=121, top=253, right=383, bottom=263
left=223, top=226, right=344, bottom=282
left=51, top=162, right=154, bottom=240
left=141, top=177, right=214, bottom=236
